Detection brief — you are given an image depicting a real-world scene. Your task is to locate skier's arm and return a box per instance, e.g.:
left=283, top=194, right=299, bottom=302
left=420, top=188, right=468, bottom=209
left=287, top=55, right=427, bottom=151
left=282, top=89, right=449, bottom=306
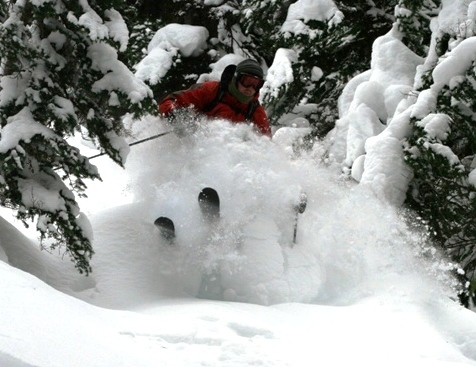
left=158, top=97, right=176, bottom=116
left=158, top=82, right=219, bottom=116
left=252, top=105, right=272, bottom=137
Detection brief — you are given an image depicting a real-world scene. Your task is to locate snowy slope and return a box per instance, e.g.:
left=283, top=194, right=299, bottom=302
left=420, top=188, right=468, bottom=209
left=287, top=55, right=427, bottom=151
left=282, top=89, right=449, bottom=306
left=1, top=119, right=476, bottom=366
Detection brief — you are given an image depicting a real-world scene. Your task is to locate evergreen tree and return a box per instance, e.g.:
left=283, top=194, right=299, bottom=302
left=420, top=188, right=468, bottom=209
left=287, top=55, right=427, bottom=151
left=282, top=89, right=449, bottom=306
left=245, top=1, right=396, bottom=138
left=395, top=0, right=444, bottom=91
left=403, top=16, right=476, bottom=304
left=395, top=0, right=441, bottom=57
left=239, top=0, right=292, bottom=64
left=127, top=0, right=215, bottom=101
left=0, top=0, right=156, bottom=273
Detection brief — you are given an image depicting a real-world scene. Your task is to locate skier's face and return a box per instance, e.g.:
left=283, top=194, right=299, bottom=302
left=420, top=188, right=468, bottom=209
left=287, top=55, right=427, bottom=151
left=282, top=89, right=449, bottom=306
left=237, top=81, right=257, bottom=97
left=237, top=74, right=264, bottom=96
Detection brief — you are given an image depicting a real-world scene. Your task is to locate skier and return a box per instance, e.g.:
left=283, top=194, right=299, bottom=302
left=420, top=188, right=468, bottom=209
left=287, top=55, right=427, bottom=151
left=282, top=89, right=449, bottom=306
left=158, top=59, right=271, bottom=137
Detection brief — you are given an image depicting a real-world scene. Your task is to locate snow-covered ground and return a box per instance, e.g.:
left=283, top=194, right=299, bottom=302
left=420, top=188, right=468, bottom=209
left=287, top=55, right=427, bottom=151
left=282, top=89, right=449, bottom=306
left=1, top=117, right=476, bottom=367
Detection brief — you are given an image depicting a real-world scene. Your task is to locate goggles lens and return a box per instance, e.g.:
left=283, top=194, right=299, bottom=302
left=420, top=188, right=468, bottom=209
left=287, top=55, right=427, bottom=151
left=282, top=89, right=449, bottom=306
left=238, top=74, right=264, bottom=90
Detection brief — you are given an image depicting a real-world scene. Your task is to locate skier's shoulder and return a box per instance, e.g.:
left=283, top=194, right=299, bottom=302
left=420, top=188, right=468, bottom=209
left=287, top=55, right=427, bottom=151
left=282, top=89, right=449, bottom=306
left=188, top=80, right=220, bottom=94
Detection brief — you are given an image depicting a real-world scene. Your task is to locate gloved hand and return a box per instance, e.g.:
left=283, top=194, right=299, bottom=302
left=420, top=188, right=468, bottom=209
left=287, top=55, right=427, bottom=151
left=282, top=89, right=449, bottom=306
left=167, top=107, right=199, bottom=137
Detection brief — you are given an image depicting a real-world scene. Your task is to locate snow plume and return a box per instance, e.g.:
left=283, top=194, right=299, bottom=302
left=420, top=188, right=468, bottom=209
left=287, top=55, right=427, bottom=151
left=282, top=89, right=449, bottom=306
left=65, top=117, right=461, bottom=309
left=309, top=183, right=461, bottom=305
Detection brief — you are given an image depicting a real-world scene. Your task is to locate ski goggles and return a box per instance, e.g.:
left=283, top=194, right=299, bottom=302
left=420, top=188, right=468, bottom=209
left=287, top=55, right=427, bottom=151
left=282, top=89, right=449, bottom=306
left=238, top=73, right=264, bottom=90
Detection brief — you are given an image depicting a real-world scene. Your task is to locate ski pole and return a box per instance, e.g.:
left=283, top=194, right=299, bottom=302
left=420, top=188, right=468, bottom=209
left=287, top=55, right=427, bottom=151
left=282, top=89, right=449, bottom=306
left=88, top=130, right=173, bottom=160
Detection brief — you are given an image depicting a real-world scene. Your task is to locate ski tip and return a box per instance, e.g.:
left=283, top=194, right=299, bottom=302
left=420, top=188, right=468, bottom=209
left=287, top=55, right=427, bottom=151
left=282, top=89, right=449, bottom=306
left=198, top=187, right=220, bottom=220
left=154, top=216, right=175, bottom=242
left=199, top=187, right=219, bottom=202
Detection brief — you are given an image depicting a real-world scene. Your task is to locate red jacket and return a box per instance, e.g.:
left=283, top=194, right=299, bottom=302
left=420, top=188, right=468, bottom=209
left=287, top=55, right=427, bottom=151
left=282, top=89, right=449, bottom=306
left=158, top=81, right=271, bottom=137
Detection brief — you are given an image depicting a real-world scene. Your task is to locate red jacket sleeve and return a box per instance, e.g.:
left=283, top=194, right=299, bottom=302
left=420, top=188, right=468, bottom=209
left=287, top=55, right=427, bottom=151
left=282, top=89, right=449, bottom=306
left=158, top=98, right=176, bottom=115
left=158, top=82, right=219, bottom=116
left=253, top=105, right=271, bottom=137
